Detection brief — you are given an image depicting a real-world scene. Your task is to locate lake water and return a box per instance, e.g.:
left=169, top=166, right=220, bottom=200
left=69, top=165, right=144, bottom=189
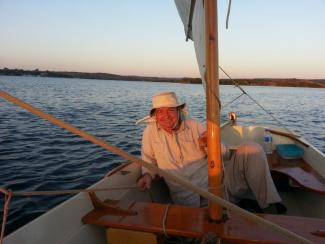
left=0, top=75, right=324, bottom=234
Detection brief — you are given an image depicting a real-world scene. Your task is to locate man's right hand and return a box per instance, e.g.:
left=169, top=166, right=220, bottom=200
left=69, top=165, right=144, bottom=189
left=137, top=173, right=152, bottom=191
left=198, top=131, right=207, bottom=152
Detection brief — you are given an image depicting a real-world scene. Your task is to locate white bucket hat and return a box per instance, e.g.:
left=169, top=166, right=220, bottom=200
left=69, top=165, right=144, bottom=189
left=135, top=92, right=186, bottom=125
left=150, top=92, right=185, bottom=116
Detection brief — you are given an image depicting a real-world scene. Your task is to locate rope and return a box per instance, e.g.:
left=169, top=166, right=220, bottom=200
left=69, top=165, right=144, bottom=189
left=0, top=91, right=313, bottom=243
left=222, top=93, right=245, bottom=108
left=186, top=0, right=197, bottom=41
left=162, top=203, right=171, bottom=238
left=0, top=188, right=12, bottom=244
left=0, top=185, right=136, bottom=243
left=226, top=0, right=232, bottom=29
left=8, top=186, right=137, bottom=197
left=218, top=66, right=291, bottom=132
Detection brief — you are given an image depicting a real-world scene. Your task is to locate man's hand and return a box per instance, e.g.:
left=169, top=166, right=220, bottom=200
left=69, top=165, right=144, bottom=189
left=137, top=173, right=152, bottom=191
left=198, top=131, right=207, bottom=152
left=199, top=130, right=227, bottom=156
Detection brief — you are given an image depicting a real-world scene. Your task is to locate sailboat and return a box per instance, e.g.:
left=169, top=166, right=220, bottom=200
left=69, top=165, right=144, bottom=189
left=2, top=0, right=325, bottom=243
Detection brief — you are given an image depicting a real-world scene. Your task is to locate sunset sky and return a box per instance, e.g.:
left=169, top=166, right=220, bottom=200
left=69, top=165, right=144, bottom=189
left=1, top=0, right=324, bottom=79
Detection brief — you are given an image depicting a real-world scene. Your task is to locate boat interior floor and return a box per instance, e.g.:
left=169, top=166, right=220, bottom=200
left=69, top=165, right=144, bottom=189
left=145, top=151, right=325, bottom=217
left=81, top=152, right=325, bottom=243
left=268, top=152, right=325, bottom=195
left=267, top=151, right=325, bottom=218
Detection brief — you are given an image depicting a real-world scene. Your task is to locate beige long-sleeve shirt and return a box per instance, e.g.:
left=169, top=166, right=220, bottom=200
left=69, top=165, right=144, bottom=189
left=141, top=118, right=280, bottom=208
left=141, top=118, right=209, bottom=206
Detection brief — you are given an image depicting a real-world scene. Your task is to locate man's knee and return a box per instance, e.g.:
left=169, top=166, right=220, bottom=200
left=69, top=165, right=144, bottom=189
left=236, top=142, right=268, bottom=169
left=237, top=141, right=263, bottom=155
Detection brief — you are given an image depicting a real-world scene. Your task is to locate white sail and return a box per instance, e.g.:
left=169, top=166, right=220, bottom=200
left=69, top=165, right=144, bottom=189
left=174, top=0, right=207, bottom=90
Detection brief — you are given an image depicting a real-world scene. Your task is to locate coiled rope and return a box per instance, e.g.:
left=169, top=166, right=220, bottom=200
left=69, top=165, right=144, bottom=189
left=0, top=91, right=313, bottom=244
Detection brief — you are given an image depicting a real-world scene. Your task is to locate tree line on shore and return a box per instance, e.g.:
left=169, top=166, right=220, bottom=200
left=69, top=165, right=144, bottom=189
left=1, top=68, right=324, bottom=88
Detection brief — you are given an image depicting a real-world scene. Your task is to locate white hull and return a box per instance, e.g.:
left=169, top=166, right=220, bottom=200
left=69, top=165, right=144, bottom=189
left=4, top=125, right=325, bottom=244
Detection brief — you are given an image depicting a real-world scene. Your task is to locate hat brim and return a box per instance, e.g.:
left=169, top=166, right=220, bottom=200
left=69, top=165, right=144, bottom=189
left=150, top=103, right=186, bottom=116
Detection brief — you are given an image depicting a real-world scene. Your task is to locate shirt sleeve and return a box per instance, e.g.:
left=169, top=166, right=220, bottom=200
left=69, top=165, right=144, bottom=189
left=196, top=120, right=229, bottom=158
left=141, top=126, right=157, bottom=177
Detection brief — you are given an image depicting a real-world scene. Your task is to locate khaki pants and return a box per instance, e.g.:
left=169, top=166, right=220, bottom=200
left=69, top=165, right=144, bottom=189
left=224, top=142, right=281, bottom=208
left=165, top=142, right=281, bottom=208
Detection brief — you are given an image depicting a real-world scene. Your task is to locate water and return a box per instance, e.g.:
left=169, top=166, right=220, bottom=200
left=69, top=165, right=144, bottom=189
left=0, top=76, right=324, bottom=234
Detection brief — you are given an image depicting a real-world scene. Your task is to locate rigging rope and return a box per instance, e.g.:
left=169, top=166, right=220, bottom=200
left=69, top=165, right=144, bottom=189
left=2, top=186, right=137, bottom=197
left=0, top=188, right=12, bottom=244
left=218, top=66, right=291, bottom=132
left=186, top=0, right=197, bottom=41
left=0, top=185, right=137, bottom=244
left=222, top=93, right=245, bottom=108
left=226, top=0, right=232, bottom=29
left=0, top=91, right=313, bottom=244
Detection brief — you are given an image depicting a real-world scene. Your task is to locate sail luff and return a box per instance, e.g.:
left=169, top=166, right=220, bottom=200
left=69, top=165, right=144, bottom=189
left=205, top=0, right=223, bottom=221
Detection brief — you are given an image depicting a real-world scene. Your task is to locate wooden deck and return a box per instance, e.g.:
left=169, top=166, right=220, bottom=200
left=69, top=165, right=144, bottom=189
left=82, top=201, right=325, bottom=243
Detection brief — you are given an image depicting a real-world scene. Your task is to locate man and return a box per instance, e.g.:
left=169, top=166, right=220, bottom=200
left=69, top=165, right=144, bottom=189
left=137, top=91, right=283, bottom=212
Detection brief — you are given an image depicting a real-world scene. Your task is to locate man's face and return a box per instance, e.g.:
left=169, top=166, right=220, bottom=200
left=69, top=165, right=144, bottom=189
left=155, top=107, right=179, bottom=131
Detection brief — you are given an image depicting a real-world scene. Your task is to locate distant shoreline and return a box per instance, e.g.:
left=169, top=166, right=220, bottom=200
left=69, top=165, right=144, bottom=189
left=1, top=68, right=324, bottom=88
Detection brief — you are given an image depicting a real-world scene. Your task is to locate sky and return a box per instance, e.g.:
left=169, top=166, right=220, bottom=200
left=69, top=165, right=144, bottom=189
left=0, top=0, right=325, bottom=79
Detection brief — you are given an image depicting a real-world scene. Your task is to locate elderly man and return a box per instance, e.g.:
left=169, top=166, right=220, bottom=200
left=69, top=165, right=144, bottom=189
left=137, top=91, right=283, bottom=212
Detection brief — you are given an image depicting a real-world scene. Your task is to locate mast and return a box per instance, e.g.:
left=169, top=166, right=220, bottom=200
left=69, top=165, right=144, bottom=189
left=205, top=0, right=223, bottom=220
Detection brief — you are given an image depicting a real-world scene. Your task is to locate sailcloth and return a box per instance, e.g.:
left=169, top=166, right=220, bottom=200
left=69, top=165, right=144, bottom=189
left=175, top=0, right=217, bottom=90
